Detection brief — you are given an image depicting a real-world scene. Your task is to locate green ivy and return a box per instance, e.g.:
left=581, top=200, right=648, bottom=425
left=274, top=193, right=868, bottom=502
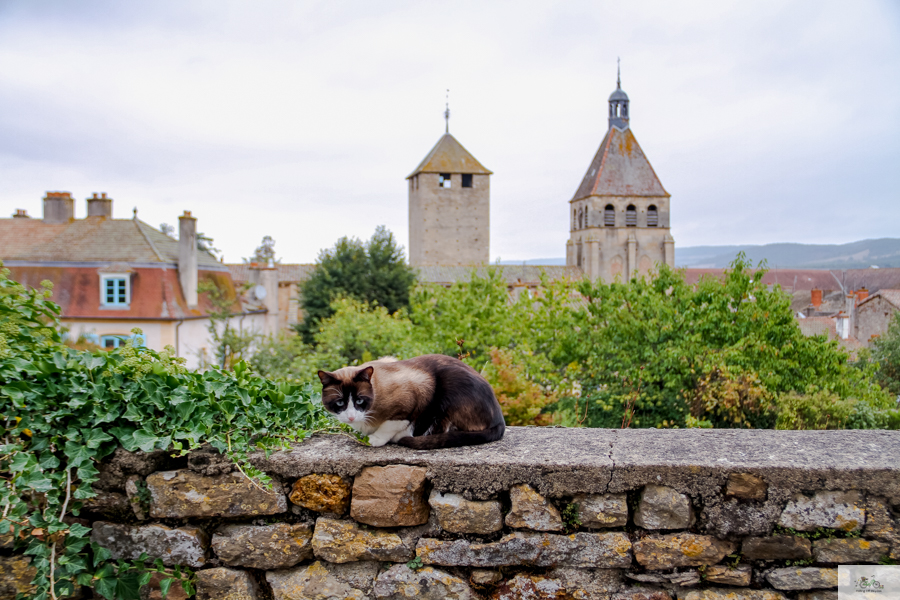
left=0, top=263, right=353, bottom=599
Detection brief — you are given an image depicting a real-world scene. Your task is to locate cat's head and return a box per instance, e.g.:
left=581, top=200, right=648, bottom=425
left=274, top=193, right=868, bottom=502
left=317, top=366, right=374, bottom=430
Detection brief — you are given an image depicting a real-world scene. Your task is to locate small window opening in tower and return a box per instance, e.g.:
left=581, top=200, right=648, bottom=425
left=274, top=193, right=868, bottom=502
left=578, top=208, right=583, bottom=229
left=647, top=205, right=658, bottom=227
left=439, top=173, right=452, bottom=188
left=573, top=209, right=577, bottom=230
left=604, top=204, right=615, bottom=227
left=462, top=174, right=473, bottom=188
left=626, top=205, right=637, bottom=227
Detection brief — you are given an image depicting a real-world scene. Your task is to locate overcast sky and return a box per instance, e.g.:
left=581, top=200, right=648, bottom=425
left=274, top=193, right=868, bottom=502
left=1, top=1, right=898, bottom=264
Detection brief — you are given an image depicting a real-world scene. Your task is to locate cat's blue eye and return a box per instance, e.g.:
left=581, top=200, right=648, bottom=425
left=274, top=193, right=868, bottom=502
left=335, top=400, right=345, bottom=407
left=355, top=398, right=364, bottom=405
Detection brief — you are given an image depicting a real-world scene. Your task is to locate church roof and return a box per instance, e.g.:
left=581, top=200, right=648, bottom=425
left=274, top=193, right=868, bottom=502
left=571, top=126, right=668, bottom=200
left=407, top=133, right=492, bottom=179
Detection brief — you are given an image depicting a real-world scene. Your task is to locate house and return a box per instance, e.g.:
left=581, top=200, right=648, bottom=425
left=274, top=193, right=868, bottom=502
left=1, top=192, right=269, bottom=368
left=855, top=289, right=900, bottom=345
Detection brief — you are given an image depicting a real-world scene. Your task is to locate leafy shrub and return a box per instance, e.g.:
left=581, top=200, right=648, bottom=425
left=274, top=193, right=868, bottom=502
left=0, top=264, right=349, bottom=599
left=481, top=347, right=558, bottom=426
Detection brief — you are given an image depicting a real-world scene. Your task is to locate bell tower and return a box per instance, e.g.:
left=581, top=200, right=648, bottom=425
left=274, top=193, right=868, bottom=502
left=566, top=67, right=674, bottom=281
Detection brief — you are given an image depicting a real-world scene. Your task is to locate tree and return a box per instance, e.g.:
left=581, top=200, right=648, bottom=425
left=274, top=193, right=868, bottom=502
left=871, top=311, right=900, bottom=397
left=245, top=235, right=278, bottom=265
left=297, top=226, right=416, bottom=342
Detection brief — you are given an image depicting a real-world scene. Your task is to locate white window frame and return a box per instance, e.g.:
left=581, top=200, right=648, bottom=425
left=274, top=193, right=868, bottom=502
left=100, top=273, right=131, bottom=308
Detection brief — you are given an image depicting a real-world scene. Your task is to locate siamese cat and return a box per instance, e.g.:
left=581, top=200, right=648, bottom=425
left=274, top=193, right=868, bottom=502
left=317, top=354, right=505, bottom=449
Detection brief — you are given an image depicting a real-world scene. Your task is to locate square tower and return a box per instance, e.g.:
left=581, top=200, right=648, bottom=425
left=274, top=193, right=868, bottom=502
left=407, top=133, right=492, bottom=266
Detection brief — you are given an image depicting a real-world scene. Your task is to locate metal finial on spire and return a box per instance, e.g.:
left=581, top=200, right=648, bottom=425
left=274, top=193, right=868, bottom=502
left=444, top=89, right=450, bottom=134
left=617, top=57, right=621, bottom=89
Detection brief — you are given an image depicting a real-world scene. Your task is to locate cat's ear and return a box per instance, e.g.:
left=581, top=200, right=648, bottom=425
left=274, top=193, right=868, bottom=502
left=318, top=370, right=339, bottom=387
left=354, top=366, right=374, bottom=383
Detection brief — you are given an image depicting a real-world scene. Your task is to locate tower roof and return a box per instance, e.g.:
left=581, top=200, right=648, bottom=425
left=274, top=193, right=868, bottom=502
left=407, top=133, right=492, bottom=179
left=571, top=126, right=669, bottom=200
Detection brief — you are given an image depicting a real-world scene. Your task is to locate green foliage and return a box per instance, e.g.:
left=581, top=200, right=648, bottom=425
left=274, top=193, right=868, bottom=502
left=0, top=263, right=350, bottom=599
left=560, top=502, right=581, bottom=533
left=298, top=226, right=417, bottom=343
left=405, top=555, right=424, bottom=570
left=480, top=347, right=558, bottom=426
left=871, top=311, right=900, bottom=396
left=551, top=256, right=894, bottom=429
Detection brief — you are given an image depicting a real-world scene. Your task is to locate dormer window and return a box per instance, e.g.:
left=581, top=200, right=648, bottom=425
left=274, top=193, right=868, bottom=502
left=439, top=173, right=452, bottom=188
left=101, top=274, right=130, bottom=307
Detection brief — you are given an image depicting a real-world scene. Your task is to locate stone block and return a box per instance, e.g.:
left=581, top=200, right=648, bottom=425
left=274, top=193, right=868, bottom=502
left=682, top=590, right=788, bottom=600
left=0, top=556, right=36, bottom=600
left=726, top=473, right=767, bottom=501
left=146, top=469, right=287, bottom=519
left=428, top=490, right=502, bottom=534
left=704, top=565, right=752, bottom=586
left=701, top=500, right=781, bottom=537
left=633, top=533, right=736, bottom=569
left=493, top=569, right=625, bottom=600
left=628, top=571, right=701, bottom=586
left=350, top=465, right=429, bottom=527
left=797, top=592, right=837, bottom=600
left=374, top=564, right=478, bottom=599
left=140, top=571, right=189, bottom=600
left=766, top=568, right=838, bottom=590
left=266, top=560, right=379, bottom=600
left=614, top=588, right=673, bottom=600
left=312, top=518, right=411, bottom=563
left=196, top=568, right=260, bottom=600
left=812, top=538, right=891, bottom=564
left=90, top=521, right=208, bottom=567
left=416, top=531, right=632, bottom=568
left=741, top=535, right=812, bottom=560
left=634, top=485, right=694, bottom=530
left=290, top=474, right=352, bottom=514
left=777, top=491, right=865, bottom=532
left=864, top=497, right=899, bottom=559
left=212, top=523, right=314, bottom=570
left=470, top=570, right=503, bottom=586
left=505, top=483, right=563, bottom=531
left=574, top=493, right=629, bottom=528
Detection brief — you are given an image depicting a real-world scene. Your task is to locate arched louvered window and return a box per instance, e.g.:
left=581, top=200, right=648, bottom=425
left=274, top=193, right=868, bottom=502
left=626, top=205, right=637, bottom=227
left=573, top=209, right=577, bottom=230
left=578, top=208, right=583, bottom=230
left=647, top=205, right=658, bottom=227
left=604, top=204, right=615, bottom=227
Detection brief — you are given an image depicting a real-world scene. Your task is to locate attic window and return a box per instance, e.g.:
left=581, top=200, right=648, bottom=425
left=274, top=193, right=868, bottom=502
left=604, top=204, right=615, bottom=227
left=101, top=274, right=130, bottom=307
left=439, top=173, right=452, bottom=188
left=647, top=205, right=658, bottom=227
left=626, top=205, right=637, bottom=227
left=462, top=174, right=473, bottom=188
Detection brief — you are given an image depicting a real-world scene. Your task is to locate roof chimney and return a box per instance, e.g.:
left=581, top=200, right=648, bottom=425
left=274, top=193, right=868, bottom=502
left=86, top=192, right=113, bottom=218
left=12, top=209, right=30, bottom=218
left=178, top=211, right=198, bottom=308
left=811, top=288, right=823, bottom=310
left=856, top=288, right=869, bottom=303
left=42, top=191, right=74, bottom=224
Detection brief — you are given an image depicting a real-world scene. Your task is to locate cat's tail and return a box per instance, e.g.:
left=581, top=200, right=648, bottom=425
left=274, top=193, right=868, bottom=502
left=396, top=422, right=505, bottom=450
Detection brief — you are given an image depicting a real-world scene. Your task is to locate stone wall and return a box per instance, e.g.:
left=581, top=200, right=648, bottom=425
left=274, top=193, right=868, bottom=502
left=3, top=428, right=899, bottom=600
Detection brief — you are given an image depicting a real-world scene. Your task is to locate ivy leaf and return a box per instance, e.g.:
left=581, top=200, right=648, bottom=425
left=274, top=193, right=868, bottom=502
left=159, top=577, right=174, bottom=598
left=81, top=353, right=106, bottom=370
left=132, top=429, right=159, bottom=453
left=64, top=442, right=93, bottom=469
left=67, top=523, right=92, bottom=538
left=83, top=429, right=115, bottom=449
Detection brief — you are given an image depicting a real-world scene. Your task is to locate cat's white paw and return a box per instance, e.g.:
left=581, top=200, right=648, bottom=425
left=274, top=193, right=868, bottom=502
left=367, top=434, right=390, bottom=447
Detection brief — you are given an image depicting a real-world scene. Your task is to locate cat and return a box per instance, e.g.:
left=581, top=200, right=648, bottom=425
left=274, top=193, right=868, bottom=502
left=317, top=354, right=505, bottom=449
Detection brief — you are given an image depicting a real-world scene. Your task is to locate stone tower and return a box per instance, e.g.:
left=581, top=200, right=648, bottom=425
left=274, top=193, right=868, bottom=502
left=407, top=132, right=492, bottom=266
left=566, top=72, right=674, bottom=281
